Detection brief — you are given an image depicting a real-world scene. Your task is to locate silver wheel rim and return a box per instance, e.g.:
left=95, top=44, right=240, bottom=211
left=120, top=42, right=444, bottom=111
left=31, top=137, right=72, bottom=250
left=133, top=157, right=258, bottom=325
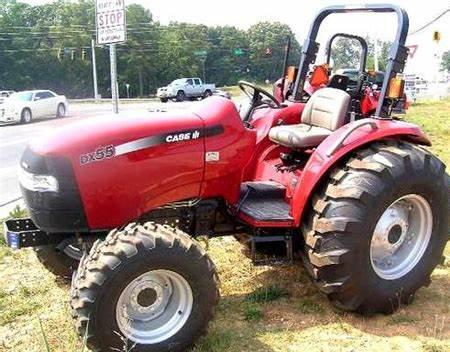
left=116, top=269, right=193, bottom=344
left=23, top=110, right=31, bottom=122
left=370, top=194, right=433, bottom=280
left=58, top=105, right=65, bottom=117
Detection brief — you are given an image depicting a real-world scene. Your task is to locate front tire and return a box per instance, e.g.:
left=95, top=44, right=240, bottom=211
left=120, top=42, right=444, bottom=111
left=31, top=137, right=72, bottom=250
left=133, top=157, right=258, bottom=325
left=34, top=243, right=81, bottom=279
left=20, top=108, right=32, bottom=124
left=176, top=90, right=185, bottom=102
left=160, top=98, right=168, bottom=103
left=302, top=141, right=448, bottom=314
left=71, top=222, right=219, bottom=352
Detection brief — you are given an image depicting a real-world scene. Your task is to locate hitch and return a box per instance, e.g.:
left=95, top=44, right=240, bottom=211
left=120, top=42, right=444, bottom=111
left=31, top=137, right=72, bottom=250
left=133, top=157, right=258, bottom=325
left=3, top=218, right=67, bottom=249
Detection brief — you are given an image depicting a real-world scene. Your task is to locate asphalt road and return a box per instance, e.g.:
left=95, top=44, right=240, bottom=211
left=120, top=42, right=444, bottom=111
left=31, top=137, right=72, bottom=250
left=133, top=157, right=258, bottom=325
left=0, top=99, right=207, bottom=210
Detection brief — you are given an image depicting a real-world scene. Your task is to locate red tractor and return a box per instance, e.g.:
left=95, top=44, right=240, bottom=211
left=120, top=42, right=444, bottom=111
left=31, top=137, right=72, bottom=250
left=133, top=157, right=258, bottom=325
left=4, top=4, right=449, bottom=352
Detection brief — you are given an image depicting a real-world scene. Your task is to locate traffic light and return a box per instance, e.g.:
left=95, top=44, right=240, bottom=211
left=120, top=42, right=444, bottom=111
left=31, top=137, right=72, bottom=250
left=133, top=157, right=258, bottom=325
left=71, top=49, right=75, bottom=61
left=81, top=49, right=86, bottom=61
left=433, top=31, right=441, bottom=43
left=264, top=47, right=272, bottom=57
left=57, top=48, right=63, bottom=61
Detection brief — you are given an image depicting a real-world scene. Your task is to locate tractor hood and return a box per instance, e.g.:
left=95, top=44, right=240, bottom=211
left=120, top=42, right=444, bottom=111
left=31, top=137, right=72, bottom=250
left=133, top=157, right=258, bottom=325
left=23, top=97, right=245, bottom=230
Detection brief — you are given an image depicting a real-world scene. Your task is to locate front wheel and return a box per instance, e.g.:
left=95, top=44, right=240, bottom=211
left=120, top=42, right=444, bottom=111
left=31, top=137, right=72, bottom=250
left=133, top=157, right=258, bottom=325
left=302, top=141, right=448, bottom=314
left=20, top=108, right=32, bottom=124
left=160, top=98, right=168, bottom=103
left=71, top=223, right=219, bottom=352
left=176, top=90, right=185, bottom=102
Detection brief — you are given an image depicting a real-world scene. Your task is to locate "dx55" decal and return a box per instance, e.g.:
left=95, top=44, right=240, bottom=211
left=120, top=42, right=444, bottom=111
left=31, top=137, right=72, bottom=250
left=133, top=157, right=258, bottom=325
left=80, top=145, right=115, bottom=165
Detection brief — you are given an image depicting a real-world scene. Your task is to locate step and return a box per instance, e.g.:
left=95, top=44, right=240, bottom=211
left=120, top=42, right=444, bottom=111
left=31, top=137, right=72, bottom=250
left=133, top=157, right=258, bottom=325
left=238, top=181, right=292, bottom=222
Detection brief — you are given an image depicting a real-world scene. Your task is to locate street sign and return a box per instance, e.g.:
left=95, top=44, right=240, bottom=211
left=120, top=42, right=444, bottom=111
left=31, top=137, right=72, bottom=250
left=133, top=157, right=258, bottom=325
left=233, top=48, right=244, bottom=56
left=194, top=50, right=207, bottom=57
left=96, top=0, right=126, bottom=45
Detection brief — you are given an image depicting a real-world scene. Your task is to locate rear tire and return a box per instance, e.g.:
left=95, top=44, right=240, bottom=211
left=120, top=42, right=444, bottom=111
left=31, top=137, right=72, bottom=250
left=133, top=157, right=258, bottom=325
left=56, top=103, right=66, bottom=118
left=20, top=108, right=32, bottom=124
left=71, top=222, right=219, bottom=352
left=302, top=141, right=448, bottom=314
left=176, top=90, right=185, bottom=102
left=203, top=90, right=212, bottom=99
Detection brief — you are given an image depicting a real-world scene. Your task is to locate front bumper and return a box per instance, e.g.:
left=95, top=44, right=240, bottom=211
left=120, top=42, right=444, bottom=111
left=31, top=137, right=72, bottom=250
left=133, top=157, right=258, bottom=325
left=157, top=91, right=174, bottom=98
left=3, top=218, right=67, bottom=249
left=0, top=108, right=19, bottom=123
left=20, top=147, right=89, bottom=233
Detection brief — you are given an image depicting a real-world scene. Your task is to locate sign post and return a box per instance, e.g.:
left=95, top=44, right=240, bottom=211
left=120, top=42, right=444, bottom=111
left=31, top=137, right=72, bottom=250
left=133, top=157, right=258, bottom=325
left=95, top=0, right=127, bottom=113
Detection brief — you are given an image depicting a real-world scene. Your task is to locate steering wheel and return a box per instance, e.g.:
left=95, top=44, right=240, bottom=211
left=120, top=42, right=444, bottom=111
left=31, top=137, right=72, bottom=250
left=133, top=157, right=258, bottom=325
left=238, top=80, right=281, bottom=122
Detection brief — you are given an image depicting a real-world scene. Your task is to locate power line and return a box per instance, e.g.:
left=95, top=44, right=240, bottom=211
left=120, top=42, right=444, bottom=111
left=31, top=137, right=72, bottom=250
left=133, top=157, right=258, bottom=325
left=409, top=8, right=449, bottom=35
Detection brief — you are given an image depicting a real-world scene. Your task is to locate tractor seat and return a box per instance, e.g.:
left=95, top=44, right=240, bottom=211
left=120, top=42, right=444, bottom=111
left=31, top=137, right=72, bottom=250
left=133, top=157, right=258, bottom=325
left=269, top=88, right=350, bottom=149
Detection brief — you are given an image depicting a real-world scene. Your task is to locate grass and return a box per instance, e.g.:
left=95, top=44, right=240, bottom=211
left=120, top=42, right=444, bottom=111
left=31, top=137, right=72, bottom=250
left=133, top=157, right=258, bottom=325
left=0, top=99, right=449, bottom=351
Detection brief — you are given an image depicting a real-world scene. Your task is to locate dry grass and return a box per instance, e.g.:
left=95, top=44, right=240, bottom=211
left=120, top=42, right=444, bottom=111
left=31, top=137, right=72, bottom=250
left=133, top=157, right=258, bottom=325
left=0, top=99, right=449, bottom=352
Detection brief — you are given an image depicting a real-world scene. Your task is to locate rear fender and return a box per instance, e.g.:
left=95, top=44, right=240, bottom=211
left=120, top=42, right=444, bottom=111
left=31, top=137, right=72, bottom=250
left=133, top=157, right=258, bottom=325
left=291, top=118, right=431, bottom=226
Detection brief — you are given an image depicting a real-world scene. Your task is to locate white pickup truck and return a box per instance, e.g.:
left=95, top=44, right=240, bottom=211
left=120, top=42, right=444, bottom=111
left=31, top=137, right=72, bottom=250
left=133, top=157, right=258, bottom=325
left=157, top=78, right=215, bottom=102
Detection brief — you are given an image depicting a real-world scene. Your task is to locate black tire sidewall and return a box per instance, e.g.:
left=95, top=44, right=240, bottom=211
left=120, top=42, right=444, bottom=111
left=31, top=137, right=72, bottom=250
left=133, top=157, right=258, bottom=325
left=57, top=103, right=65, bottom=118
left=176, top=91, right=185, bottom=102
left=92, top=246, right=217, bottom=352
left=21, top=108, right=31, bottom=123
left=351, top=167, right=448, bottom=311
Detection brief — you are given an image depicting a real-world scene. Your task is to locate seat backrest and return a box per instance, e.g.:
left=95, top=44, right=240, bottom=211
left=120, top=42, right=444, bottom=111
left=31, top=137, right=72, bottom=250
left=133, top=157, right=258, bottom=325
left=301, top=87, right=350, bottom=131
left=328, top=74, right=349, bottom=91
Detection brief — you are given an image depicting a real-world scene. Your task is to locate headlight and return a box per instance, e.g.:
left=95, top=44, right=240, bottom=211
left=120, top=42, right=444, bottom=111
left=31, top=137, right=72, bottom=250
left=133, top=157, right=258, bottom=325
left=18, top=168, right=59, bottom=192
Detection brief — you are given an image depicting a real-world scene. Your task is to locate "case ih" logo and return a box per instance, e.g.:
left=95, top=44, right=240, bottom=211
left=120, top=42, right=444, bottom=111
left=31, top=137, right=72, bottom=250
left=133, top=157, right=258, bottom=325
left=165, top=130, right=200, bottom=143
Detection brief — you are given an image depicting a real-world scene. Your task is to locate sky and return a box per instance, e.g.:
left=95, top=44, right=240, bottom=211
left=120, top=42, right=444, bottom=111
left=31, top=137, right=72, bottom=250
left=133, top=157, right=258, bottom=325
left=19, top=0, right=450, bottom=79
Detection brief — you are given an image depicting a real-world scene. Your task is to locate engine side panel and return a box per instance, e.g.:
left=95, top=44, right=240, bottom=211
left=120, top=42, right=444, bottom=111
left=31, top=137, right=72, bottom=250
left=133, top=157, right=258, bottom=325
left=30, top=111, right=206, bottom=229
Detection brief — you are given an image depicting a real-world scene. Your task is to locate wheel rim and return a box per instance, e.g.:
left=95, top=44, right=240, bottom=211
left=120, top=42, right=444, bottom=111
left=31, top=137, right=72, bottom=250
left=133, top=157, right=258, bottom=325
left=116, top=269, right=193, bottom=344
left=58, top=105, right=65, bottom=117
left=370, top=194, right=433, bottom=280
left=24, top=110, right=31, bottom=122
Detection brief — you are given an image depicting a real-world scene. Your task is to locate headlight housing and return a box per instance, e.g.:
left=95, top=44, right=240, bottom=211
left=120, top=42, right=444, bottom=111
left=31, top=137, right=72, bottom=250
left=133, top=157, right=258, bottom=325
left=19, top=167, right=59, bottom=192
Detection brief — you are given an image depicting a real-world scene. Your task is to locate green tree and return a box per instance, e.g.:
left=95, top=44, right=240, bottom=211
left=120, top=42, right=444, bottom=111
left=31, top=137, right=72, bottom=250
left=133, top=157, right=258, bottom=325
left=247, top=22, right=301, bottom=82
left=441, top=50, right=450, bottom=72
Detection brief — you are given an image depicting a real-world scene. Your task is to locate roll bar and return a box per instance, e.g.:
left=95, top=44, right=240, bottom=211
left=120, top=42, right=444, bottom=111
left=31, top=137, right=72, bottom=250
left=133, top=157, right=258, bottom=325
left=292, top=4, right=409, bottom=118
left=325, top=33, right=368, bottom=74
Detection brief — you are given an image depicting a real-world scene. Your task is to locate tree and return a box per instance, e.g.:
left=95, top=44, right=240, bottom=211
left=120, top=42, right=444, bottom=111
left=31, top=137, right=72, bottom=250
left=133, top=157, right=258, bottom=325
left=441, top=50, right=450, bottom=72
left=247, top=22, right=301, bottom=82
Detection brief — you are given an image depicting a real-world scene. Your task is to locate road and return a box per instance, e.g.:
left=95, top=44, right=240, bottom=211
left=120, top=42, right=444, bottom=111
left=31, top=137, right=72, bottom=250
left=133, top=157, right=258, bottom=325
left=0, top=99, right=209, bottom=209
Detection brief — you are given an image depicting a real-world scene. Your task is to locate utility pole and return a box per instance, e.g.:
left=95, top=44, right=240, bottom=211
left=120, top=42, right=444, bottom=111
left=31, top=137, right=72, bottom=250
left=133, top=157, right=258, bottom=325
left=201, top=57, right=206, bottom=82
left=110, top=44, right=119, bottom=114
left=374, top=38, right=379, bottom=72
left=91, top=38, right=99, bottom=102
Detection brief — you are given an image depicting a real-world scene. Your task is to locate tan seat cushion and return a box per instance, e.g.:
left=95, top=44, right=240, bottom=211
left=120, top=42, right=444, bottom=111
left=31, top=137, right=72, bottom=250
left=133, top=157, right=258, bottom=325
left=269, top=88, right=350, bottom=149
left=269, top=123, right=331, bottom=148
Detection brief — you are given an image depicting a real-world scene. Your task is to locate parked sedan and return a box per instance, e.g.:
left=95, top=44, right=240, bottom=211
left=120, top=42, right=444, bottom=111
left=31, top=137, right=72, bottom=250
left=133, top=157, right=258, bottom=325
left=0, top=90, right=15, bottom=104
left=0, top=90, right=68, bottom=124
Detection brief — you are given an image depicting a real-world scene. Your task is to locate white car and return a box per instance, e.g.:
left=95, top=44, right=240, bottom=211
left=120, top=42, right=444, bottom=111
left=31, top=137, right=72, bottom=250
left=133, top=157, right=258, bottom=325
left=0, top=90, right=68, bottom=124
left=157, top=78, right=216, bottom=102
left=0, top=90, right=15, bottom=104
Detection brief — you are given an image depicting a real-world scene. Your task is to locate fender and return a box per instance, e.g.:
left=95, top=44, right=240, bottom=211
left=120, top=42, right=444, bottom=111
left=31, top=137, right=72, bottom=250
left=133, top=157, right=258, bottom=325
left=291, top=118, right=431, bottom=226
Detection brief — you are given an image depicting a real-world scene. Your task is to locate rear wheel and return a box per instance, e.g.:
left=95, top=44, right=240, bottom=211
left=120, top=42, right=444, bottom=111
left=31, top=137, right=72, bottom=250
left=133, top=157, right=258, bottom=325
left=56, top=103, right=66, bottom=118
left=71, top=222, right=219, bottom=352
left=20, top=108, right=32, bottom=124
left=302, top=141, right=448, bottom=314
left=176, top=90, right=185, bottom=102
left=203, top=90, right=212, bottom=99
